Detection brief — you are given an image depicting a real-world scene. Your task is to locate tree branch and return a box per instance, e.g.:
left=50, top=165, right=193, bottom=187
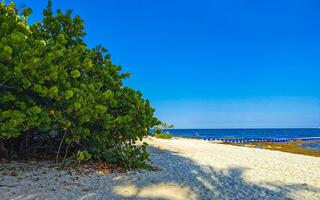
left=56, top=129, right=68, bottom=163
left=62, top=140, right=73, bottom=163
left=0, top=79, right=16, bottom=89
left=0, top=85, right=16, bottom=89
left=0, top=79, right=9, bottom=87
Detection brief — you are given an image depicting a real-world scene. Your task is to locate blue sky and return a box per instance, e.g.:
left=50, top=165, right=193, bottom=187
left=14, top=0, right=320, bottom=128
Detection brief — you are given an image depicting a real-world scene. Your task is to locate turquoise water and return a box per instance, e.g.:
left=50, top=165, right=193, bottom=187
left=160, top=128, right=320, bottom=150
left=163, top=128, right=320, bottom=139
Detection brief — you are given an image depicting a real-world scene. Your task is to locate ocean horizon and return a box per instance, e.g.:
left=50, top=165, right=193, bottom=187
left=161, top=128, right=320, bottom=140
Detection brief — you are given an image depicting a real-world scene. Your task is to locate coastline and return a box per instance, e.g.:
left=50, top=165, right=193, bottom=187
left=230, top=140, right=320, bottom=157
left=166, top=135, right=320, bottom=157
left=1, top=136, right=320, bottom=199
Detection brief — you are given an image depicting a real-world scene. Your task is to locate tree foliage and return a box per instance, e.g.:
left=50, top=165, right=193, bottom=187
left=0, top=1, right=159, bottom=168
left=154, top=122, right=174, bottom=134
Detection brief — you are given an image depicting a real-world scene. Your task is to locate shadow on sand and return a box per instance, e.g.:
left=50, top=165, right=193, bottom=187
left=110, top=146, right=320, bottom=200
left=1, top=145, right=319, bottom=200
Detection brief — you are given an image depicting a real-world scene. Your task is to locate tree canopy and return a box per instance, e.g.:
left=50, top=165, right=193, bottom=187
left=0, top=1, right=159, bottom=168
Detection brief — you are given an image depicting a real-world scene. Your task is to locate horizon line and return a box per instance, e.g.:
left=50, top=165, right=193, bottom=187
left=162, top=127, right=320, bottom=130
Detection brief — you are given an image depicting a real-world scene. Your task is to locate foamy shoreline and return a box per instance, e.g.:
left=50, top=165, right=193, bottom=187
left=1, top=137, right=320, bottom=199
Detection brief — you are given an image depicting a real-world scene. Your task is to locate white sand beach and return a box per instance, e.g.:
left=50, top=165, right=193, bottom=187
left=1, top=137, right=320, bottom=200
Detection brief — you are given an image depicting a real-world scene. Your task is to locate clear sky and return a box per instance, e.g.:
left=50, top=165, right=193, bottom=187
left=14, top=0, right=320, bottom=128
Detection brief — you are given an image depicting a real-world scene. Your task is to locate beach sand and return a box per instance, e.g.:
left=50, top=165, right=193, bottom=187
left=1, top=137, right=319, bottom=200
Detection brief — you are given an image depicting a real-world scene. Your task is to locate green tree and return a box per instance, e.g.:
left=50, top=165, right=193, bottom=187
left=0, top=1, right=159, bottom=168
left=154, top=122, right=174, bottom=134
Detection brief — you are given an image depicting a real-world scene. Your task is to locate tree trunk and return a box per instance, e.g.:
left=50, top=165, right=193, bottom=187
left=0, top=139, right=9, bottom=162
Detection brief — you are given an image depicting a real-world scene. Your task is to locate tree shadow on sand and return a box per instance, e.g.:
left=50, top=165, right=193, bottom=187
left=1, top=145, right=319, bottom=200
left=111, top=146, right=320, bottom=200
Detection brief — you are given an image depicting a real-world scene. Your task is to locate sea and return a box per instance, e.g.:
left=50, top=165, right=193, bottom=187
left=161, top=128, right=320, bottom=150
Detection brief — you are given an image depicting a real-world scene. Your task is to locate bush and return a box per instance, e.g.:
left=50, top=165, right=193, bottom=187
left=0, top=1, right=159, bottom=169
left=153, top=133, right=173, bottom=139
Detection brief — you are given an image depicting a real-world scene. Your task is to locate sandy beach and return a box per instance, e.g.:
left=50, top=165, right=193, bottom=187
left=1, top=137, right=320, bottom=200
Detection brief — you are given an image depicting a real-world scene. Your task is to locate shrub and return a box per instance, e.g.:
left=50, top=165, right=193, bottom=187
left=153, top=122, right=174, bottom=134
left=0, top=1, right=159, bottom=169
left=153, top=133, right=173, bottom=139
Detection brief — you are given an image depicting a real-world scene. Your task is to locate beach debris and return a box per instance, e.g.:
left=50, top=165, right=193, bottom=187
left=32, top=177, right=40, bottom=182
left=8, top=171, right=18, bottom=176
left=93, top=161, right=126, bottom=174
left=71, top=161, right=127, bottom=175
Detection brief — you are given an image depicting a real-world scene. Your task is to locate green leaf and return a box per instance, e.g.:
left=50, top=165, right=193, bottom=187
left=74, top=102, right=81, bottom=110
left=2, top=46, right=13, bottom=58
left=70, top=70, right=81, bottom=78
left=49, top=86, right=59, bottom=95
left=64, top=90, right=74, bottom=99
left=27, top=106, right=42, bottom=115
left=22, top=8, right=33, bottom=17
left=22, top=78, right=31, bottom=89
